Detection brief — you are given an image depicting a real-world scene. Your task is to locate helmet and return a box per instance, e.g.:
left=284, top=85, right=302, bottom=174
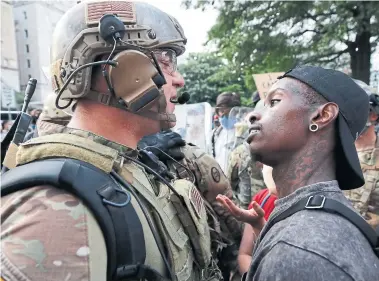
left=40, top=94, right=73, bottom=124
left=352, top=79, right=379, bottom=116
left=215, top=92, right=241, bottom=108
left=50, top=0, right=187, bottom=129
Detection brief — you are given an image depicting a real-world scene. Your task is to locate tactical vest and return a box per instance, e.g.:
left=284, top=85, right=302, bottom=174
left=10, top=132, right=215, bottom=281
left=167, top=143, right=242, bottom=280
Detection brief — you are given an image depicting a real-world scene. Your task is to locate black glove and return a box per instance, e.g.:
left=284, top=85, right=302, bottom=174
left=138, top=150, right=174, bottom=181
left=138, top=130, right=186, bottom=162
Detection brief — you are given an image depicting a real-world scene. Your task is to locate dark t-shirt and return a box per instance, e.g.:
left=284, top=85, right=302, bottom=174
left=246, top=181, right=379, bottom=281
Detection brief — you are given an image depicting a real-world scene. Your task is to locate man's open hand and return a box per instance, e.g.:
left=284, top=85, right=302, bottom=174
left=216, top=195, right=266, bottom=230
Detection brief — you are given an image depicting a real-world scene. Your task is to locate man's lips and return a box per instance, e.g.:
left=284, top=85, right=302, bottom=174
left=247, top=124, right=262, bottom=143
left=248, top=124, right=261, bottom=134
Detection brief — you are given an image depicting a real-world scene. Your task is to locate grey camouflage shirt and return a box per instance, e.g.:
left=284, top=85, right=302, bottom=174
left=246, top=181, right=379, bottom=281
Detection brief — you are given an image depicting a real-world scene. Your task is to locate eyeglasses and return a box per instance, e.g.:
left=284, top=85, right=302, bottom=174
left=152, top=48, right=177, bottom=75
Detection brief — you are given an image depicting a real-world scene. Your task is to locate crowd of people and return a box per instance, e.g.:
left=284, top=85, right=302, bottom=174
left=1, top=1, right=379, bottom=281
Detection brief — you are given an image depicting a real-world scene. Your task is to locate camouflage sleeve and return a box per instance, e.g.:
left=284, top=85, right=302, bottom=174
left=227, top=147, right=241, bottom=193
left=227, top=144, right=265, bottom=210
left=343, top=169, right=379, bottom=216
left=1, top=185, right=107, bottom=281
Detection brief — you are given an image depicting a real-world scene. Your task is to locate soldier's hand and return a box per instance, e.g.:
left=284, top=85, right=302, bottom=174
left=138, top=150, right=174, bottom=181
left=138, top=130, right=186, bottom=162
left=216, top=194, right=266, bottom=230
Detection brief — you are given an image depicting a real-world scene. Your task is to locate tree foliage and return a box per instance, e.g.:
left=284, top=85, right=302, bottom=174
left=178, top=52, right=252, bottom=105
left=183, top=0, right=379, bottom=83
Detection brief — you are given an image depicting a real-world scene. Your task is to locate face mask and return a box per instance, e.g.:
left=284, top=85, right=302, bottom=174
left=220, top=116, right=237, bottom=130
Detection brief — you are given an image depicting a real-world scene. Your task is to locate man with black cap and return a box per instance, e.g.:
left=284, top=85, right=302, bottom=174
left=212, top=92, right=242, bottom=172
left=216, top=65, right=379, bottom=280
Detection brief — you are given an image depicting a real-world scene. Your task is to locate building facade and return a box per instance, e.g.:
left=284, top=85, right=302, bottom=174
left=12, top=0, right=75, bottom=107
left=1, top=1, right=20, bottom=111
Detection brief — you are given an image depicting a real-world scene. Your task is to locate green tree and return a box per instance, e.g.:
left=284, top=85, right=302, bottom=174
left=183, top=1, right=379, bottom=83
left=178, top=52, right=251, bottom=105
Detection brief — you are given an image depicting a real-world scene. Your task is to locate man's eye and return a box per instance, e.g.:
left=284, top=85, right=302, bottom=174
left=270, top=99, right=280, bottom=107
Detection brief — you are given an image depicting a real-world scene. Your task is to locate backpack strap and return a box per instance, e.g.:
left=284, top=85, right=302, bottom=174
left=259, top=195, right=379, bottom=257
left=1, top=158, right=169, bottom=281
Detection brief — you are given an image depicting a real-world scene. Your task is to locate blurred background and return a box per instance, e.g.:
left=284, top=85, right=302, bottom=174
left=1, top=0, right=379, bottom=125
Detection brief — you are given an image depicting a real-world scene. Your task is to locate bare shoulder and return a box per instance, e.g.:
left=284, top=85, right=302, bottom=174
left=1, top=185, right=107, bottom=281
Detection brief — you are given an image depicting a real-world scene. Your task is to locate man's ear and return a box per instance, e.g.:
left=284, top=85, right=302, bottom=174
left=310, top=102, right=339, bottom=130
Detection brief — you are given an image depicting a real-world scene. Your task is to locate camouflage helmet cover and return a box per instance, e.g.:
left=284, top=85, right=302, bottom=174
left=50, top=0, right=187, bottom=100
left=40, top=94, right=74, bottom=121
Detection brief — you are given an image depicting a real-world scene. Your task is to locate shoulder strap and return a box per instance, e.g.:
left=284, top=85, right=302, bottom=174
left=259, top=195, right=379, bottom=257
left=1, top=158, right=168, bottom=281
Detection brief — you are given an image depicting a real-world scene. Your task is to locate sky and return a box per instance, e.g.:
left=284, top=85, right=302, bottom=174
left=139, top=0, right=218, bottom=63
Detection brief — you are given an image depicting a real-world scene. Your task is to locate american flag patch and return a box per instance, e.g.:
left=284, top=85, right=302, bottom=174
left=86, top=1, right=136, bottom=26
left=189, top=185, right=204, bottom=218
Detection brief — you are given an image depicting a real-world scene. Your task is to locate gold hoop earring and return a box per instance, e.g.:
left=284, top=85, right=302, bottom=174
left=309, top=123, right=318, bottom=132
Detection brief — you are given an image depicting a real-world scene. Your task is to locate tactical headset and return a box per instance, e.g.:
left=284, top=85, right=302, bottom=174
left=55, top=13, right=189, bottom=129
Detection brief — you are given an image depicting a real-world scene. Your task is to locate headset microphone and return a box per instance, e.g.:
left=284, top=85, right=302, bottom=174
left=170, top=92, right=190, bottom=104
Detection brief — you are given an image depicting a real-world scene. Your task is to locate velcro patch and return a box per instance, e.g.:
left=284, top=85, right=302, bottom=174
left=86, top=1, right=136, bottom=26
left=189, top=185, right=204, bottom=218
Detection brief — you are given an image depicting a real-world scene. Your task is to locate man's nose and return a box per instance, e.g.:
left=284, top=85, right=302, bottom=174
left=172, top=71, right=185, bottom=88
left=248, top=111, right=261, bottom=124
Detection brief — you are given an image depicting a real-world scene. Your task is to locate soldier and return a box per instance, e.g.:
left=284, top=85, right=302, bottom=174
left=344, top=79, right=379, bottom=230
left=35, top=87, right=243, bottom=281
left=212, top=92, right=242, bottom=172
left=1, top=2, right=219, bottom=281
left=227, top=100, right=266, bottom=209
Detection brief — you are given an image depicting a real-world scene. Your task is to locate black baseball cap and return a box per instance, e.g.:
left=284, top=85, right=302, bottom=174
left=279, top=65, right=369, bottom=190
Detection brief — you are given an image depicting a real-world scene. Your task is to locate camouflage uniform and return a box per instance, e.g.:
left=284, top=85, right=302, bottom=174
left=5, top=116, right=239, bottom=281
left=344, top=135, right=379, bottom=229
left=344, top=79, right=379, bottom=229
left=227, top=143, right=265, bottom=209
left=2, top=128, right=217, bottom=280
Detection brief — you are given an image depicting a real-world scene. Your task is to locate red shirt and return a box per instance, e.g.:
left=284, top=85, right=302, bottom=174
left=248, top=189, right=277, bottom=220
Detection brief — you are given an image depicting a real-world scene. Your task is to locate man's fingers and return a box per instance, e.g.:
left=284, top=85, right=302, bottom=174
left=222, top=196, right=248, bottom=218
left=216, top=195, right=232, bottom=211
left=251, top=201, right=265, bottom=218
